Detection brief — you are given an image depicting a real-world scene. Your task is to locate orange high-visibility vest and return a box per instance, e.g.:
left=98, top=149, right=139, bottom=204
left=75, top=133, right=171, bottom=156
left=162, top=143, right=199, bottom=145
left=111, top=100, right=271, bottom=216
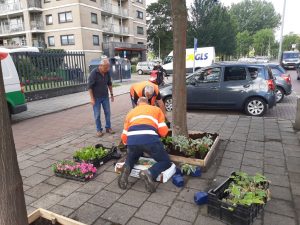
left=130, top=81, right=160, bottom=106
left=121, top=103, right=168, bottom=145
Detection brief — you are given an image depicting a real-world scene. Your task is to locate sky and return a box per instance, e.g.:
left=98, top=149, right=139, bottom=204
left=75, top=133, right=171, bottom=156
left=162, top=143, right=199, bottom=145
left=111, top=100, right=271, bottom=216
left=146, top=0, right=300, bottom=40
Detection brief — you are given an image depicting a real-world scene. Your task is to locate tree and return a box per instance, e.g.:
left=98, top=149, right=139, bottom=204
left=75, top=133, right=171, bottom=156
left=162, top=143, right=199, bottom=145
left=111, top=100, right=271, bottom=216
left=282, top=33, right=300, bottom=51
left=252, top=28, right=275, bottom=56
left=147, top=0, right=173, bottom=59
left=0, top=55, right=28, bottom=224
left=188, top=0, right=237, bottom=57
left=230, top=0, right=280, bottom=34
left=171, top=0, right=188, bottom=137
left=236, top=31, right=252, bottom=57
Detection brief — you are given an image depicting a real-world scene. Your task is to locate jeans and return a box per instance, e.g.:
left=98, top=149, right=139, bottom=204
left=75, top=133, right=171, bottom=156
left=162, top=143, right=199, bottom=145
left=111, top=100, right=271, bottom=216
left=125, top=142, right=172, bottom=180
left=93, top=96, right=111, bottom=132
left=130, top=94, right=136, bottom=108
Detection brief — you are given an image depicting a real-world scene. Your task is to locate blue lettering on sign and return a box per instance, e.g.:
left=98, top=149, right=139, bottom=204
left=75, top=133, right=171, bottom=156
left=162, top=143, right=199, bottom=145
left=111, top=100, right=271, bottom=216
left=195, top=53, right=208, bottom=60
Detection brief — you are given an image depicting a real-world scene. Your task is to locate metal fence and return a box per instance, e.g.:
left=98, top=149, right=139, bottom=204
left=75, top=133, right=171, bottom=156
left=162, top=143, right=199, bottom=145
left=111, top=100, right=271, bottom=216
left=10, top=51, right=87, bottom=92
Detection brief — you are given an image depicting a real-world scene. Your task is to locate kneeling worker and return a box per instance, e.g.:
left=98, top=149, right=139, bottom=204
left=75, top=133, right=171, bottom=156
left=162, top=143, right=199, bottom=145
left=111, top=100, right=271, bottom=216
left=118, top=97, right=171, bottom=193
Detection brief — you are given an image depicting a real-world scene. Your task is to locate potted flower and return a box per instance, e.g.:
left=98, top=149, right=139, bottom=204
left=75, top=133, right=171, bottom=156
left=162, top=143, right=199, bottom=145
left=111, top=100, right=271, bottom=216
left=73, top=145, right=110, bottom=167
left=180, top=163, right=201, bottom=177
left=52, top=160, right=97, bottom=182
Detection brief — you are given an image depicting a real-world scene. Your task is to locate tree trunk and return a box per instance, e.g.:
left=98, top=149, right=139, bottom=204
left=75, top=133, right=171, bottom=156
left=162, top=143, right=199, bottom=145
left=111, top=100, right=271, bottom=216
left=171, top=0, right=188, bottom=137
left=0, top=61, right=28, bottom=225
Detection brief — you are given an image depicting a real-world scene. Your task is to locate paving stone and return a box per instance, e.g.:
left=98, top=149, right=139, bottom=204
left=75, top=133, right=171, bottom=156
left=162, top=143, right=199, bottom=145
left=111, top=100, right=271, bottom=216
left=89, top=190, right=121, bottom=208
left=186, top=178, right=209, bottom=190
left=70, top=202, right=106, bottom=225
left=135, top=201, right=169, bottom=224
left=126, top=217, right=156, bottom=225
left=264, top=150, right=285, bottom=159
left=264, top=164, right=287, bottom=175
left=220, top=158, right=241, bottom=169
left=264, top=212, right=296, bottom=225
left=17, top=154, right=32, bottom=162
left=286, top=157, right=300, bottom=173
left=95, top=171, right=118, bottom=184
left=177, top=188, right=199, bottom=204
left=23, top=174, right=49, bottom=187
left=269, top=185, right=292, bottom=201
left=31, top=193, right=64, bottom=209
left=290, top=182, right=300, bottom=195
left=148, top=188, right=178, bottom=206
left=51, top=181, right=82, bottom=197
left=264, top=199, right=295, bottom=217
left=104, top=179, right=128, bottom=194
left=289, top=172, right=300, bottom=183
left=194, top=214, right=226, bottom=225
left=101, top=202, right=137, bottom=225
left=240, top=165, right=262, bottom=175
left=293, top=195, right=300, bottom=210
left=216, top=166, right=236, bottom=177
left=20, top=166, right=42, bottom=177
left=167, top=200, right=198, bottom=222
left=48, top=152, right=71, bottom=161
left=26, top=206, right=37, bottom=214
left=161, top=216, right=192, bottom=225
left=34, top=159, right=57, bottom=169
left=26, top=183, right=55, bottom=198
left=132, top=179, right=160, bottom=193
left=44, top=176, right=66, bottom=186
left=222, top=151, right=243, bottom=161
left=25, top=195, right=36, bottom=205
left=38, top=167, right=54, bottom=176
left=264, top=173, right=290, bottom=187
left=23, top=185, right=31, bottom=192
left=118, top=190, right=149, bottom=207
left=78, top=180, right=106, bottom=195
left=242, top=157, right=263, bottom=168
left=264, top=157, right=285, bottom=167
left=59, top=192, right=92, bottom=209
left=18, top=160, right=36, bottom=169
left=92, top=217, right=118, bottom=225
left=30, top=153, right=52, bottom=162
left=49, top=204, right=74, bottom=217
left=244, top=151, right=264, bottom=160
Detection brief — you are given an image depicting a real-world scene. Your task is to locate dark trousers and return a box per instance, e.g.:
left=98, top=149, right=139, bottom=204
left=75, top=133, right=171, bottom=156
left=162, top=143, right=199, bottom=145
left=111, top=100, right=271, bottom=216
left=125, top=142, right=172, bottom=180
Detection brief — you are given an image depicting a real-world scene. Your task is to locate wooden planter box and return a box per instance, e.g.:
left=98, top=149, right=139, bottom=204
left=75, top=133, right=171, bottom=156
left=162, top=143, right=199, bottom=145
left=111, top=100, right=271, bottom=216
left=166, top=131, right=220, bottom=170
left=28, top=208, right=86, bottom=225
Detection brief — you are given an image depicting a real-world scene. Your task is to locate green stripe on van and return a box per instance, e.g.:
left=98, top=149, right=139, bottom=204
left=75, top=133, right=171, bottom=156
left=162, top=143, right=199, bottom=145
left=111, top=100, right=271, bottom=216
left=5, top=91, right=26, bottom=107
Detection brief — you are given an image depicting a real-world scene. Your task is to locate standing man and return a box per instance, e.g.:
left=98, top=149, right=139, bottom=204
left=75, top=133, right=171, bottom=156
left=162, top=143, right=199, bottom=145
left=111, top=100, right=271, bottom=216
left=88, top=58, right=115, bottom=137
left=118, top=97, right=171, bottom=193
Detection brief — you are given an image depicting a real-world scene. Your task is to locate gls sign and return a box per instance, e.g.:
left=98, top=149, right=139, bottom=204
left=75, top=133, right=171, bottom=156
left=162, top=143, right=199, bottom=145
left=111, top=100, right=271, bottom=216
left=186, top=53, right=209, bottom=61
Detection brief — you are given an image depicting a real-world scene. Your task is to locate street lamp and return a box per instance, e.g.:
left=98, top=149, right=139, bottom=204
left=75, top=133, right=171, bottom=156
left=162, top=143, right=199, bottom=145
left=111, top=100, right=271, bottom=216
left=278, top=0, right=286, bottom=62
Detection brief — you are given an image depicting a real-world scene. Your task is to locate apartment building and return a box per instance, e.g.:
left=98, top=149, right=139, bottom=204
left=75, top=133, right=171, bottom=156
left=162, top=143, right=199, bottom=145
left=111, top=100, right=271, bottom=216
left=0, top=0, right=147, bottom=65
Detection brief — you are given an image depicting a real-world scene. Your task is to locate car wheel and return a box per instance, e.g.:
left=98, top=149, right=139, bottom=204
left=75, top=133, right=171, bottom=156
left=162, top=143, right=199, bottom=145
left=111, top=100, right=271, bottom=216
left=164, top=96, right=173, bottom=112
left=245, top=98, right=266, bottom=117
left=275, top=87, right=284, bottom=103
left=137, top=70, right=143, bottom=75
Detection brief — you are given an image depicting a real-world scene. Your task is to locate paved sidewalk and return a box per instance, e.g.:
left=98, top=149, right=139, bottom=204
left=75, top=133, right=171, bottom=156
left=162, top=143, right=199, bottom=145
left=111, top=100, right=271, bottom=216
left=18, top=112, right=300, bottom=225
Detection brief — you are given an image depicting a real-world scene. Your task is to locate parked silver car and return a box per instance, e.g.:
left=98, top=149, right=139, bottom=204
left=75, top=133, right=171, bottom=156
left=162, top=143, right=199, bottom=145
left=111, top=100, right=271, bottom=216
left=160, top=62, right=276, bottom=116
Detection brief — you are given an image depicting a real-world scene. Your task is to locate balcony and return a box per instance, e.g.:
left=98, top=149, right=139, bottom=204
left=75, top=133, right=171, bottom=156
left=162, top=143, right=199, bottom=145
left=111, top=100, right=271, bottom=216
left=0, top=2, right=22, bottom=15
left=0, top=24, right=25, bottom=35
left=30, top=20, right=44, bottom=30
left=102, top=24, right=129, bottom=35
left=28, top=0, right=42, bottom=10
left=101, top=3, right=129, bottom=17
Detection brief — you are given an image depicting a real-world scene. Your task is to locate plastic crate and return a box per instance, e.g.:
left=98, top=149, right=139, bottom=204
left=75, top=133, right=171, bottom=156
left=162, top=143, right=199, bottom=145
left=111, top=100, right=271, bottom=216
left=208, top=172, right=266, bottom=225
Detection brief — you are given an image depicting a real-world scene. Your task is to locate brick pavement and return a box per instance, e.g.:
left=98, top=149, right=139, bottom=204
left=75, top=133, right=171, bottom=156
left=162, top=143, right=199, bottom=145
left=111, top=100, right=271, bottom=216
left=17, top=113, right=300, bottom=225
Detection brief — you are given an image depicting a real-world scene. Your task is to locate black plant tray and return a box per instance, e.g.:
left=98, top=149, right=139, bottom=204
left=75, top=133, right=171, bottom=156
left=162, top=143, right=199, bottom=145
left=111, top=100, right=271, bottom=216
left=55, top=172, right=92, bottom=182
left=207, top=172, right=268, bottom=225
left=74, top=145, right=121, bottom=167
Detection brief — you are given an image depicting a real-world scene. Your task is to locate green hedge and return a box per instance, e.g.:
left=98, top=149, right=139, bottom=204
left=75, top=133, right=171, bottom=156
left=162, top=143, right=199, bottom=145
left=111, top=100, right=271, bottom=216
left=131, top=65, right=136, bottom=73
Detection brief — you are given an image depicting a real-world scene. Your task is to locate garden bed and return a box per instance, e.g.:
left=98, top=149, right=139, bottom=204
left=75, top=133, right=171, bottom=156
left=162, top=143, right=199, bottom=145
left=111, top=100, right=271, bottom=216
left=208, top=172, right=270, bottom=225
left=162, top=131, right=220, bottom=170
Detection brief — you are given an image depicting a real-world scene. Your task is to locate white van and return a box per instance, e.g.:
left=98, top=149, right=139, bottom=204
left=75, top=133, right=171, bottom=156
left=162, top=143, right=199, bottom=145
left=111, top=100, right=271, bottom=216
left=136, top=61, right=156, bottom=75
left=0, top=47, right=39, bottom=115
left=162, top=47, right=216, bottom=74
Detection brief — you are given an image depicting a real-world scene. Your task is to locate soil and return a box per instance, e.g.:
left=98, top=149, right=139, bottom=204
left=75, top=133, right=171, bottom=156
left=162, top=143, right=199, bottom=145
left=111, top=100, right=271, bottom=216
left=30, top=217, right=62, bottom=225
left=164, top=132, right=218, bottom=159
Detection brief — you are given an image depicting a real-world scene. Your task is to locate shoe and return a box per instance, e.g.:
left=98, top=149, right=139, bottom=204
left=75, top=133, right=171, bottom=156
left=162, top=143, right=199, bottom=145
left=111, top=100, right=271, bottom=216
left=96, top=131, right=103, bottom=137
left=139, top=170, right=156, bottom=193
left=106, top=128, right=115, bottom=134
left=118, top=165, right=131, bottom=190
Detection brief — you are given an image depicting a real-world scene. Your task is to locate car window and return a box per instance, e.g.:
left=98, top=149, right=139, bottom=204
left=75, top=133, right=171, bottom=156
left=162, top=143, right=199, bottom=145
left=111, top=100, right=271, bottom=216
left=224, top=66, right=247, bottom=81
left=270, top=68, right=281, bottom=76
left=193, top=67, right=221, bottom=83
left=247, top=67, right=263, bottom=80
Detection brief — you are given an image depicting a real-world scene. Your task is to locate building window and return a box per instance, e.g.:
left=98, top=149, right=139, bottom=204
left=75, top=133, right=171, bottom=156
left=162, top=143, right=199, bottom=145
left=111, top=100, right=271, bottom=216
left=136, top=10, right=143, bottom=19
left=48, top=36, right=55, bottom=46
left=45, top=15, right=53, bottom=25
left=58, top=11, right=72, bottom=23
left=60, top=35, right=75, bottom=45
left=91, top=13, right=98, bottom=24
left=93, top=35, right=99, bottom=45
left=136, top=0, right=143, bottom=3
left=137, top=26, right=144, bottom=35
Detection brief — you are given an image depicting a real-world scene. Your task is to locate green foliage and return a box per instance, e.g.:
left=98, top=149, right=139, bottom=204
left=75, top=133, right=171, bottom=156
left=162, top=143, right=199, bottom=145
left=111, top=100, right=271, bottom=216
left=222, top=172, right=270, bottom=208
left=180, top=163, right=197, bottom=175
left=252, top=28, right=275, bottom=56
left=161, top=136, right=173, bottom=145
left=146, top=0, right=173, bottom=59
left=282, top=33, right=300, bottom=51
left=73, top=146, right=109, bottom=161
left=236, top=31, right=253, bottom=57
left=230, top=0, right=281, bottom=34
left=131, top=65, right=136, bottom=73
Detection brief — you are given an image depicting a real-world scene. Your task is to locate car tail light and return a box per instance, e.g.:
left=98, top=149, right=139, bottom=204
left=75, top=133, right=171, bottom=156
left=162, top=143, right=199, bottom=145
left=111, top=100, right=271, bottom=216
left=0, top=52, right=8, bottom=60
left=281, top=74, right=291, bottom=84
left=267, top=79, right=275, bottom=91
left=20, top=83, right=25, bottom=94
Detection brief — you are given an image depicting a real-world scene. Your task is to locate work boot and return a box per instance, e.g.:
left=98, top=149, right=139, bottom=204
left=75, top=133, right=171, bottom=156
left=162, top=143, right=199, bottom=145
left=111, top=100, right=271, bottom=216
left=139, top=170, right=156, bottom=193
left=118, top=165, right=130, bottom=190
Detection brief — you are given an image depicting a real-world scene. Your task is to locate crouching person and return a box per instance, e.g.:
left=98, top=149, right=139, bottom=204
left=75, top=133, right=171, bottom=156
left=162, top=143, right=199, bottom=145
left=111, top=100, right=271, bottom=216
left=118, top=97, right=171, bottom=192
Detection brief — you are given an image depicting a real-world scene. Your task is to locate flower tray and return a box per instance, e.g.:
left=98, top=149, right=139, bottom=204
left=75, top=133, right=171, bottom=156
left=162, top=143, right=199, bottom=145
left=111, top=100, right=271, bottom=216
left=54, top=172, right=92, bottom=182
left=164, top=131, right=220, bottom=171
left=207, top=172, right=268, bottom=225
